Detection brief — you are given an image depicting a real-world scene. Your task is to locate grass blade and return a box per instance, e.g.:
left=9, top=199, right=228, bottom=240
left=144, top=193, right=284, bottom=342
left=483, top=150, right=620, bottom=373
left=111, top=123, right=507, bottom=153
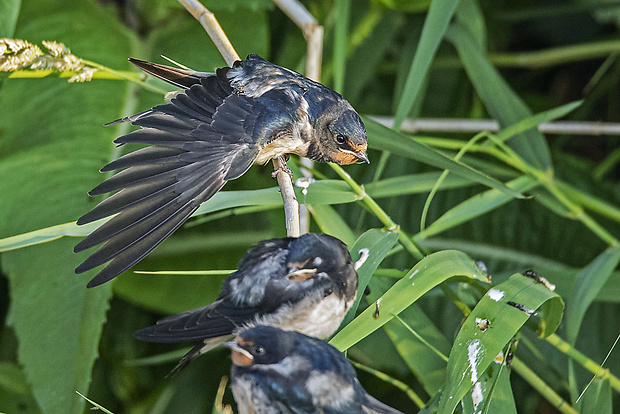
left=437, top=273, right=564, bottom=413
left=393, top=0, right=460, bottom=128
left=330, top=250, right=489, bottom=351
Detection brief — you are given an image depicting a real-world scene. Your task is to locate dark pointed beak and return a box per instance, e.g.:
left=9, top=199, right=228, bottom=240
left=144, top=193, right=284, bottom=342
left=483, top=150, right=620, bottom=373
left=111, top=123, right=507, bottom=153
left=356, top=151, right=370, bottom=164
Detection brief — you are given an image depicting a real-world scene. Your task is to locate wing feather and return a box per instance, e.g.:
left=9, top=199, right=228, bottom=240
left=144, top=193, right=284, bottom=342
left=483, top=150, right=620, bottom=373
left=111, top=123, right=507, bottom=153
left=75, top=62, right=267, bottom=287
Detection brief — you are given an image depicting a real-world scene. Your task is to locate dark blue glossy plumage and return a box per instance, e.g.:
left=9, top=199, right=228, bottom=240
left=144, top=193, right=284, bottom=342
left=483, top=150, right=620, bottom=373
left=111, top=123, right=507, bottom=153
left=228, top=326, right=404, bottom=414
left=74, top=55, right=367, bottom=287
left=134, top=233, right=358, bottom=373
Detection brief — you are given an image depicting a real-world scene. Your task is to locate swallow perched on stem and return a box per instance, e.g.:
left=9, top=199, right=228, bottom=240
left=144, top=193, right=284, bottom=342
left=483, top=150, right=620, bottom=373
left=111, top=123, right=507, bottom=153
left=227, top=325, right=404, bottom=414
left=134, top=233, right=358, bottom=373
left=74, top=55, right=368, bottom=287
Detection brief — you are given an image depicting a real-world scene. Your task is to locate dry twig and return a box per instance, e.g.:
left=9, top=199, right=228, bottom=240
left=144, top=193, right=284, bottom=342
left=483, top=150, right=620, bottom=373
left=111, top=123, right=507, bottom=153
left=177, top=0, right=301, bottom=237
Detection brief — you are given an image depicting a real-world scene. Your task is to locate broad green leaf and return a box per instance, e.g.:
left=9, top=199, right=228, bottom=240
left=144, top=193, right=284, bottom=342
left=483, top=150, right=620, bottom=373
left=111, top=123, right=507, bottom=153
left=416, top=176, right=538, bottom=239
left=341, top=229, right=399, bottom=327
left=446, top=22, right=552, bottom=171
left=307, top=204, right=356, bottom=246
left=579, top=378, right=612, bottom=414
left=393, top=0, right=460, bottom=128
left=0, top=1, right=137, bottom=413
left=330, top=250, right=489, bottom=351
left=437, top=273, right=564, bottom=413
left=0, top=0, right=20, bottom=36
left=364, top=117, right=525, bottom=199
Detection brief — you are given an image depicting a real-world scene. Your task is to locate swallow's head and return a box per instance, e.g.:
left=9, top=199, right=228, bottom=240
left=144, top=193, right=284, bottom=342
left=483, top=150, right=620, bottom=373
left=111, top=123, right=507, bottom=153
left=312, top=103, right=368, bottom=165
left=227, top=326, right=295, bottom=368
left=287, top=234, right=358, bottom=302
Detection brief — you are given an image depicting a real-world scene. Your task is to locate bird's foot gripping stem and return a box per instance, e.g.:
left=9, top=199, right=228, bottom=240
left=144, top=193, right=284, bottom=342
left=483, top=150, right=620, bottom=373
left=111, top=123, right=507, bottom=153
left=271, top=156, right=293, bottom=180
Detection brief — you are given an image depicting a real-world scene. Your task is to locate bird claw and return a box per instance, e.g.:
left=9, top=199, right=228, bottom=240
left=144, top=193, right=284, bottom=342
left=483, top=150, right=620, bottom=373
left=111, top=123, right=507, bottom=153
left=271, top=158, right=294, bottom=180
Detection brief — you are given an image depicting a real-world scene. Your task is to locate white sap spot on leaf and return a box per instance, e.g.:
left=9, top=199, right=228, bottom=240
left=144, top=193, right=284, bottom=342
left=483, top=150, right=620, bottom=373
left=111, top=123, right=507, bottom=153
left=354, top=248, right=369, bottom=270
left=486, top=288, right=504, bottom=302
left=471, top=381, right=484, bottom=412
left=409, top=269, right=419, bottom=279
left=467, top=339, right=484, bottom=384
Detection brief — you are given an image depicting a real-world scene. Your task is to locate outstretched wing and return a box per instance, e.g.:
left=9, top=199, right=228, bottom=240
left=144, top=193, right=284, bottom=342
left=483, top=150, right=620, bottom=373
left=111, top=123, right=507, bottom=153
left=74, top=65, right=266, bottom=288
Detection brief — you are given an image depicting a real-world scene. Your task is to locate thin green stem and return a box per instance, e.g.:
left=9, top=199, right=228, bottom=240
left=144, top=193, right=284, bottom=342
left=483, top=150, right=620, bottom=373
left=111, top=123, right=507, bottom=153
left=82, top=59, right=168, bottom=95
left=488, top=39, right=620, bottom=69
left=349, top=360, right=425, bottom=409
left=542, top=179, right=618, bottom=246
left=512, top=358, right=578, bottom=414
left=545, top=333, right=620, bottom=393
left=420, top=131, right=489, bottom=232
left=329, top=163, right=425, bottom=260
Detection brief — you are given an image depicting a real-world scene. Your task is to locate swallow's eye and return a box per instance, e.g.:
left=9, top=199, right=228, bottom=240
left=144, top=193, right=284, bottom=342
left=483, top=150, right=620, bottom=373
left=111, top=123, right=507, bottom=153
left=254, top=345, right=265, bottom=355
left=336, top=134, right=347, bottom=145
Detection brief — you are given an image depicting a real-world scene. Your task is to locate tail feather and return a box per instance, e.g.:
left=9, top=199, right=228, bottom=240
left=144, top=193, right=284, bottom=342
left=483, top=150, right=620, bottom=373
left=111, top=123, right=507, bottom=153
left=129, top=58, right=213, bottom=89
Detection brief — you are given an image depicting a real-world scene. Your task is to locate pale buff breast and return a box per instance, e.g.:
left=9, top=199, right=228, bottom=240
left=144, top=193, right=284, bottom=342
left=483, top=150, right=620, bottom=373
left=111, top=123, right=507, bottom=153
left=248, top=292, right=355, bottom=339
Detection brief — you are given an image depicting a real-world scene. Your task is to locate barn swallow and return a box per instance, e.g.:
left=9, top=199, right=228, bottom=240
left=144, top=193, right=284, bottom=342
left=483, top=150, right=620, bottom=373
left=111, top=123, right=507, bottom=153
left=134, top=233, right=358, bottom=373
left=227, top=326, right=404, bottom=414
left=74, top=54, right=368, bottom=287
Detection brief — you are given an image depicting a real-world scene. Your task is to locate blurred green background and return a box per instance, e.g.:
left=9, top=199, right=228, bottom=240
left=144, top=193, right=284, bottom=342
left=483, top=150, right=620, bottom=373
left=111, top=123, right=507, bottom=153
left=1, top=0, right=619, bottom=413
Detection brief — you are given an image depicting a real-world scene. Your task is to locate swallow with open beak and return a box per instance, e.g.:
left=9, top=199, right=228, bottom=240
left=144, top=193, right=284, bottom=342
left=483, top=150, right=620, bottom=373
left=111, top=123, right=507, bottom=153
left=74, top=54, right=368, bottom=287
left=134, top=233, right=358, bottom=373
left=227, top=325, right=404, bottom=414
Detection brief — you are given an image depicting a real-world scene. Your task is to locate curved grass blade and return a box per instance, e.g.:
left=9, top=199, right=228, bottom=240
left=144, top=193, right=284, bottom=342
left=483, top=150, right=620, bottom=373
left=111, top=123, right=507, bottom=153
left=446, top=22, right=552, bottom=171
left=364, top=117, right=524, bottom=198
left=340, top=229, right=399, bottom=327
left=565, top=246, right=620, bottom=402
left=437, top=273, right=564, bottom=413
left=393, top=0, right=460, bottom=128
left=330, top=250, right=489, bottom=351
left=416, top=176, right=537, bottom=239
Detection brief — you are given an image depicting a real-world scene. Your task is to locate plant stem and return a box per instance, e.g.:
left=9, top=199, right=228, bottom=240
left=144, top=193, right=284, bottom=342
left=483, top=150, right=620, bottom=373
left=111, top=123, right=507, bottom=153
left=82, top=59, right=168, bottom=95
left=545, top=333, right=620, bottom=393
left=328, top=163, right=425, bottom=260
left=489, top=39, right=620, bottom=69
left=512, top=358, right=578, bottom=414
left=177, top=0, right=301, bottom=238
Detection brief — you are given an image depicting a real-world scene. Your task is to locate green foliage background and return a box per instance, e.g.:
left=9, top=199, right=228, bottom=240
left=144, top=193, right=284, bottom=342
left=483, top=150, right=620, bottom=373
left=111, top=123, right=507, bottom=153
left=1, top=0, right=619, bottom=413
